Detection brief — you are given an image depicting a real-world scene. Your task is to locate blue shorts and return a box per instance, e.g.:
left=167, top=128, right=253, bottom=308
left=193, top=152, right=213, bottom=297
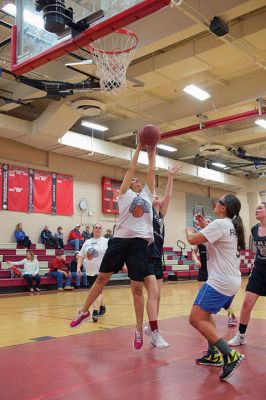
left=194, top=283, right=234, bottom=314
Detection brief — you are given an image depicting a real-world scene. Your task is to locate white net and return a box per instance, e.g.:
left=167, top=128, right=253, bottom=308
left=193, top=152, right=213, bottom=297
left=88, top=28, right=138, bottom=93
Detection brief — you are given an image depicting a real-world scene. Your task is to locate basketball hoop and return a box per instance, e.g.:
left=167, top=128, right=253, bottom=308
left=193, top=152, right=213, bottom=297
left=87, top=28, right=138, bottom=93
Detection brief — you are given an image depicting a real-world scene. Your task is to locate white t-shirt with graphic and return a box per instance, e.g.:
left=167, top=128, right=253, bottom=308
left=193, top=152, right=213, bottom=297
left=79, top=237, right=108, bottom=276
left=114, top=185, right=154, bottom=244
left=200, top=218, right=241, bottom=296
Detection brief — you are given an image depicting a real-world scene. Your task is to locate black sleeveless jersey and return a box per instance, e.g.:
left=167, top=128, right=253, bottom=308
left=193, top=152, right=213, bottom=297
left=198, top=244, right=207, bottom=269
left=148, top=208, right=165, bottom=258
left=251, top=223, right=266, bottom=269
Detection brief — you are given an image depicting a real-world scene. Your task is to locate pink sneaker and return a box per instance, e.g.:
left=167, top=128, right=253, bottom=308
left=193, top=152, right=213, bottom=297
left=70, top=311, right=90, bottom=328
left=228, top=315, right=237, bottom=327
left=133, top=329, right=143, bottom=350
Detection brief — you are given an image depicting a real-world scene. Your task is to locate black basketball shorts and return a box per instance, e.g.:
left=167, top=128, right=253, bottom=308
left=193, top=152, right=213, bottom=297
left=99, top=237, right=155, bottom=282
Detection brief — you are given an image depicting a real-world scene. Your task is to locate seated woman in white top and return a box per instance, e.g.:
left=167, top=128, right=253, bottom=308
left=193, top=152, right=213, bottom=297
left=7, top=250, right=41, bottom=292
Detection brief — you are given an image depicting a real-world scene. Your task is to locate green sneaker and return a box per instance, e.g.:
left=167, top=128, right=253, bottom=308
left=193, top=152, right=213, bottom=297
left=219, top=350, right=245, bottom=381
left=196, top=352, right=224, bottom=367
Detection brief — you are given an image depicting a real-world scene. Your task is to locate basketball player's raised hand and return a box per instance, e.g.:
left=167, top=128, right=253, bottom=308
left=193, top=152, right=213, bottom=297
left=168, top=163, right=182, bottom=175
left=136, top=138, right=145, bottom=150
left=147, top=146, right=156, bottom=159
left=194, top=214, right=207, bottom=229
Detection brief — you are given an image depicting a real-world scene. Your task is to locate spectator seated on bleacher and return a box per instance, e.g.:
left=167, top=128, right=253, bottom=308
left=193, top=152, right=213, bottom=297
left=68, top=224, right=84, bottom=251
left=104, top=229, right=113, bottom=239
left=69, top=252, right=87, bottom=288
left=49, top=251, right=73, bottom=290
left=15, top=223, right=31, bottom=249
left=41, top=225, right=59, bottom=248
left=6, top=250, right=41, bottom=292
left=54, top=226, right=64, bottom=249
left=82, top=225, right=92, bottom=241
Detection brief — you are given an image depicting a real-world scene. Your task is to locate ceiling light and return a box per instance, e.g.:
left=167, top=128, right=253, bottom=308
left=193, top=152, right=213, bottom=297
left=212, top=162, right=228, bottom=169
left=2, top=3, right=44, bottom=29
left=1, top=3, right=16, bottom=15
left=157, top=143, right=177, bottom=152
left=183, top=85, right=211, bottom=101
left=255, top=119, right=266, bottom=129
left=81, top=121, right=108, bottom=131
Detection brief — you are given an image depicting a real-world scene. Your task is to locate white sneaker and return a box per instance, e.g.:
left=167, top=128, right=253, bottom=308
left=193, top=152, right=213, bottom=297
left=150, top=329, right=169, bottom=349
left=143, top=325, right=152, bottom=337
left=228, top=332, right=246, bottom=346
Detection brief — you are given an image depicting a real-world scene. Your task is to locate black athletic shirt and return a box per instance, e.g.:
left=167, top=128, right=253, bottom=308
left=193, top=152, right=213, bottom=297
left=198, top=244, right=207, bottom=269
left=251, top=223, right=266, bottom=269
left=148, top=208, right=165, bottom=258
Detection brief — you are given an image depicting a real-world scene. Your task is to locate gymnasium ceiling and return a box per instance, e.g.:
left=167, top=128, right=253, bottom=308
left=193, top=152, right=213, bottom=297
left=1, top=0, right=266, bottom=191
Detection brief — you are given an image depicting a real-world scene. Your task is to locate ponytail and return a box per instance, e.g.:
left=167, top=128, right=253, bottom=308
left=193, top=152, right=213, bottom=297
left=232, top=215, right=245, bottom=250
left=223, top=193, right=245, bottom=250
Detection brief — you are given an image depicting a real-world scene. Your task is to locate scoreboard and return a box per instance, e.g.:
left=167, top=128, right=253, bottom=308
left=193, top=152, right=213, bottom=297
left=102, top=177, right=122, bottom=214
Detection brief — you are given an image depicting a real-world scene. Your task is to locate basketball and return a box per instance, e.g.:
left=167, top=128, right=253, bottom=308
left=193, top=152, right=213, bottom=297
left=139, top=124, right=161, bottom=148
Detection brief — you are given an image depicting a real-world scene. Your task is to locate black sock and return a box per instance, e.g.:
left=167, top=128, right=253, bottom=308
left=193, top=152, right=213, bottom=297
left=239, top=323, right=247, bottom=334
left=214, top=338, right=232, bottom=356
left=208, top=343, right=218, bottom=354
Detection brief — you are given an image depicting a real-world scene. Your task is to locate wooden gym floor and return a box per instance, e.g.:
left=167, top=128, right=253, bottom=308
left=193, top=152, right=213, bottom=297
left=0, top=278, right=266, bottom=400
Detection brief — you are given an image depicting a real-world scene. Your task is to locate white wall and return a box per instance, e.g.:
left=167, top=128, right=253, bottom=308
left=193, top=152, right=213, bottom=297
left=0, top=138, right=248, bottom=247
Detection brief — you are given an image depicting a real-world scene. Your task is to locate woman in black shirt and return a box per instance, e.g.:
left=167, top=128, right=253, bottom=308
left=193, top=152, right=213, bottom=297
left=229, top=202, right=266, bottom=346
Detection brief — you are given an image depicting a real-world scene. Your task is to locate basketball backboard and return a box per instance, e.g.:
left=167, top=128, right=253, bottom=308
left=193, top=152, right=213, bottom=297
left=10, top=0, right=171, bottom=75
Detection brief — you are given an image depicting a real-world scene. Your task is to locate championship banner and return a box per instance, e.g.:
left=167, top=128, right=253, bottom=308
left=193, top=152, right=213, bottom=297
left=8, top=165, right=29, bottom=212
left=102, top=177, right=121, bottom=215
left=0, top=163, right=73, bottom=215
left=33, top=170, right=52, bottom=214
left=55, top=173, right=73, bottom=216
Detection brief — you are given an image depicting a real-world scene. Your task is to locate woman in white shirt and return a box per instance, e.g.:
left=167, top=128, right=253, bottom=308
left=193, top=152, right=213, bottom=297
left=70, top=141, right=168, bottom=350
left=186, top=194, right=246, bottom=382
left=79, top=223, right=108, bottom=322
left=7, top=250, right=41, bottom=292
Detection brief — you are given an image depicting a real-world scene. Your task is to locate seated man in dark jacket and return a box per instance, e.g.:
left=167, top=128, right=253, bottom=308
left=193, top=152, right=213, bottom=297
left=40, top=225, right=58, bottom=248
left=69, top=252, right=87, bottom=288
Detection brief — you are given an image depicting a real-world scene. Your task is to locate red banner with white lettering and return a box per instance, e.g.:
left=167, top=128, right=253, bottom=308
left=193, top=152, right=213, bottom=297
left=55, top=174, right=73, bottom=216
left=0, top=164, right=73, bottom=215
left=8, top=166, right=29, bottom=212
left=33, top=170, right=52, bottom=214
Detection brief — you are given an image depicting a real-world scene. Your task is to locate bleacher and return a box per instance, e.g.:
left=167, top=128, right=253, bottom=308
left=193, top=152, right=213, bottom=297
left=162, top=247, right=255, bottom=281
left=0, top=244, right=255, bottom=293
left=0, top=244, right=71, bottom=292
left=0, top=243, right=129, bottom=292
